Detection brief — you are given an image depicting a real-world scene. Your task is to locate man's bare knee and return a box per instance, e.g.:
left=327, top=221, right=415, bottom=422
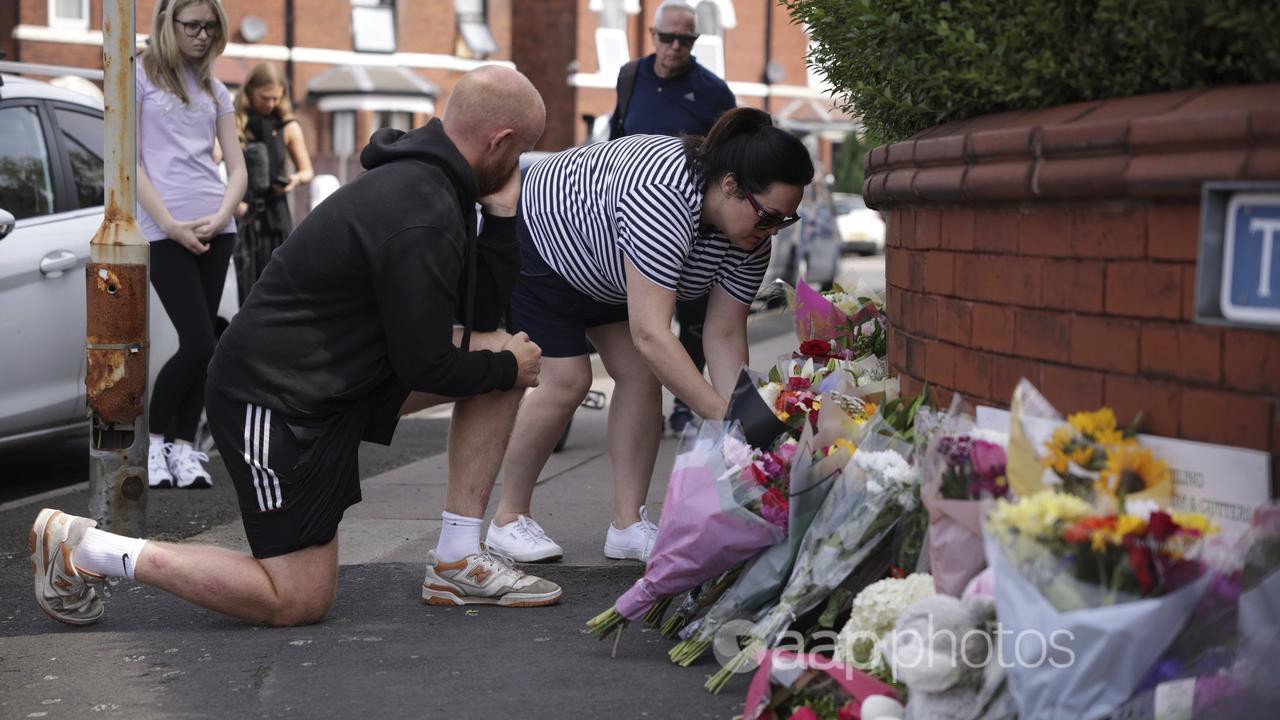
left=265, top=588, right=333, bottom=627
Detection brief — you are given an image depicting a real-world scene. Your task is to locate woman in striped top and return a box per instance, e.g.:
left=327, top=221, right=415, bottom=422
left=485, top=107, right=815, bottom=564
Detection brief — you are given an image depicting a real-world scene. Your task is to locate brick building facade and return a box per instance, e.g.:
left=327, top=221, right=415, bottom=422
left=2, top=0, right=850, bottom=179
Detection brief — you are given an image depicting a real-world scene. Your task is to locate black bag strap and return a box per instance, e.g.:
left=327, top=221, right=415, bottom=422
left=612, top=59, right=641, bottom=139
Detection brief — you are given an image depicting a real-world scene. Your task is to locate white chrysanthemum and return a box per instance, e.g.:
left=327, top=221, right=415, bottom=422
left=854, top=449, right=914, bottom=488
left=835, top=573, right=936, bottom=671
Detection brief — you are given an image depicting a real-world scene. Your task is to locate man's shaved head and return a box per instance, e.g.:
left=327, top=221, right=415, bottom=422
left=444, top=65, right=545, bottom=151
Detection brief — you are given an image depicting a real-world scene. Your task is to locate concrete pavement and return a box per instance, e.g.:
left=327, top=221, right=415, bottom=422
left=0, top=312, right=804, bottom=719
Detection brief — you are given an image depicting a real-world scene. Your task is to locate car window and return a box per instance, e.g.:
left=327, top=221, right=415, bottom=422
left=54, top=107, right=105, bottom=209
left=0, top=104, right=55, bottom=220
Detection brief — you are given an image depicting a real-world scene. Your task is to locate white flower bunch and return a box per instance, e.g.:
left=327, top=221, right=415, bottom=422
left=853, top=449, right=919, bottom=508
left=835, top=572, right=936, bottom=673
left=824, top=291, right=862, bottom=316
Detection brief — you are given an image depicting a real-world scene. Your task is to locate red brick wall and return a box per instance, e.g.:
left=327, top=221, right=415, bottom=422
left=512, top=0, right=578, bottom=151
left=869, top=85, right=1280, bottom=490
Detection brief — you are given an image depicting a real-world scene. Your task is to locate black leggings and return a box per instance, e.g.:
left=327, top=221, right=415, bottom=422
left=149, top=234, right=234, bottom=441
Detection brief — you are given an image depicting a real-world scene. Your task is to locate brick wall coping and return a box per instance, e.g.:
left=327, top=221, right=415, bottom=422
left=863, top=83, right=1280, bottom=206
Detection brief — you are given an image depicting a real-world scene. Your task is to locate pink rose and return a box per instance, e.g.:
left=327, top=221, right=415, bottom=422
left=971, top=440, right=1007, bottom=480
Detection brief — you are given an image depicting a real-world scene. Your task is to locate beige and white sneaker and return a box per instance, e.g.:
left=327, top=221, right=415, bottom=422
left=29, top=508, right=105, bottom=626
left=422, top=548, right=562, bottom=607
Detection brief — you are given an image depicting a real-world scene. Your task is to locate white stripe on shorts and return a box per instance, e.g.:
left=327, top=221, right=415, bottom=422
left=243, top=403, right=284, bottom=512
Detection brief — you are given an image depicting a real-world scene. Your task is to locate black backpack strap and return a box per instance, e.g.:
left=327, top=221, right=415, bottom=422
left=611, top=59, right=641, bottom=140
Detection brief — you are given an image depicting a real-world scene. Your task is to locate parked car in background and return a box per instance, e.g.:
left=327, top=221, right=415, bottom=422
left=833, top=192, right=886, bottom=255
left=0, top=72, right=237, bottom=451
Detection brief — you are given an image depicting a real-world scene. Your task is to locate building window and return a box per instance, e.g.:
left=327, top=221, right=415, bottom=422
left=455, top=0, right=497, bottom=60
left=49, top=0, right=90, bottom=30
left=375, top=110, right=411, bottom=132
left=332, top=111, right=356, bottom=155
left=594, top=0, right=629, bottom=77
left=351, top=0, right=396, bottom=54
left=693, top=1, right=725, bottom=78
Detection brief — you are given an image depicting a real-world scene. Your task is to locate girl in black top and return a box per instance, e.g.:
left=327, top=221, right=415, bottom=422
left=232, top=63, right=314, bottom=302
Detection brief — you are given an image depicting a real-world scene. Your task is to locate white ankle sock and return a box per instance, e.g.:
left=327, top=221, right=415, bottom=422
left=72, top=528, right=148, bottom=580
left=436, top=511, right=482, bottom=563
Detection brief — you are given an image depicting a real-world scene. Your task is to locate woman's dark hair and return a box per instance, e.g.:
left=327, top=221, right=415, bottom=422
left=683, top=107, right=814, bottom=195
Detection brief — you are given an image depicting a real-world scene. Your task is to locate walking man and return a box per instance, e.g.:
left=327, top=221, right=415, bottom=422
left=31, top=66, right=560, bottom=627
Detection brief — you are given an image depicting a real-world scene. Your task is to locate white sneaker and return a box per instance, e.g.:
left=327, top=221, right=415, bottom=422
left=421, top=548, right=562, bottom=607
left=485, top=516, right=564, bottom=563
left=29, top=508, right=105, bottom=626
left=148, top=440, right=174, bottom=488
left=167, top=443, right=212, bottom=489
left=604, top=506, right=658, bottom=562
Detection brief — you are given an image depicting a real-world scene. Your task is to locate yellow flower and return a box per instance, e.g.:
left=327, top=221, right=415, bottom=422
left=1171, top=512, right=1218, bottom=536
left=1069, top=446, right=1096, bottom=468
left=1097, top=445, right=1169, bottom=499
left=991, top=491, right=1093, bottom=538
left=1067, top=408, right=1124, bottom=444
left=833, top=437, right=857, bottom=455
left=1114, top=514, right=1147, bottom=537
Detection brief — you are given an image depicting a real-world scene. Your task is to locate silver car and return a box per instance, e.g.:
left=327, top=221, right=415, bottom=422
left=0, top=73, right=237, bottom=450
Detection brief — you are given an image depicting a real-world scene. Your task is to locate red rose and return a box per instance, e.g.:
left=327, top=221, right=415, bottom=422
left=789, top=708, right=820, bottom=720
left=1147, top=511, right=1178, bottom=542
left=787, top=376, right=813, bottom=391
left=799, top=339, right=832, bottom=357
left=1126, top=541, right=1155, bottom=594
left=836, top=702, right=861, bottom=720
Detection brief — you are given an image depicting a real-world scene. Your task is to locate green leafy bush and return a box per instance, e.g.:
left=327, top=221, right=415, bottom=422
left=783, top=0, right=1280, bottom=141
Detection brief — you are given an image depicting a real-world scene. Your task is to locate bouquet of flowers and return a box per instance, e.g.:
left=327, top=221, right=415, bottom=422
left=793, top=280, right=887, bottom=360
left=585, top=421, right=790, bottom=647
left=670, top=421, right=852, bottom=667
left=983, top=490, right=1217, bottom=719
left=834, top=573, right=936, bottom=681
left=707, top=447, right=919, bottom=693
left=741, top=650, right=900, bottom=720
left=922, top=417, right=1011, bottom=596
left=1005, top=380, right=1171, bottom=512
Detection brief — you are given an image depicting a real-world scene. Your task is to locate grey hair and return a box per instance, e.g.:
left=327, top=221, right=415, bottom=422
left=653, top=0, right=696, bottom=25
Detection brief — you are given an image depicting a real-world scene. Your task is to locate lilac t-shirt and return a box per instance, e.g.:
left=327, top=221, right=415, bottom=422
left=135, top=63, right=236, bottom=242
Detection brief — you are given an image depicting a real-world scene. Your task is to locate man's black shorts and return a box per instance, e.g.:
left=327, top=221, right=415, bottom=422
left=205, top=382, right=366, bottom=559
left=509, top=214, right=628, bottom=358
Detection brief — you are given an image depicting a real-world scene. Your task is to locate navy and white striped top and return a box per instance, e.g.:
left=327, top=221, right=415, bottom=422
left=520, top=134, right=771, bottom=306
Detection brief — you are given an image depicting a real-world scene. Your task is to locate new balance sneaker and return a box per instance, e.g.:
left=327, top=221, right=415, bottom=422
left=29, top=509, right=105, bottom=626
left=485, top=515, right=564, bottom=563
left=421, top=548, right=562, bottom=607
left=167, top=443, right=212, bottom=489
left=148, top=439, right=174, bottom=489
left=604, top=506, right=658, bottom=562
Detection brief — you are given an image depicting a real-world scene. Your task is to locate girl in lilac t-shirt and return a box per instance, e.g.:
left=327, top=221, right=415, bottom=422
left=137, top=0, right=247, bottom=490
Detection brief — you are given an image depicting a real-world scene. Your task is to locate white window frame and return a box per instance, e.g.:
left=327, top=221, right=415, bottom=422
left=352, top=2, right=397, bottom=54
left=49, top=0, right=90, bottom=31
left=332, top=111, right=356, bottom=155
left=693, top=35, right=724, bottom=78
left=595, top=27, right=630, bottom=78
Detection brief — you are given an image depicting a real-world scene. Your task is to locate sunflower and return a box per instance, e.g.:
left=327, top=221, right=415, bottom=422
left=1097, top=444, right=1169, bottom=500
left=1067, top=407, right=1126, bottom=445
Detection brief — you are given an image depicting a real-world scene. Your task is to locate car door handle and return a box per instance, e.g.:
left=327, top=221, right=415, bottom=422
left=40, top=250, right=79, bottom=278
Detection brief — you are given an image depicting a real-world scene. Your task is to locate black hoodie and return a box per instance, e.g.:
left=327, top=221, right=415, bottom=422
left=208, top=119, right=519, bottom=442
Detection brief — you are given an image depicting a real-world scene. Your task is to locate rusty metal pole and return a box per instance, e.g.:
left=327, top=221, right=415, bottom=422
left=87, top=0, right=147, bottom=535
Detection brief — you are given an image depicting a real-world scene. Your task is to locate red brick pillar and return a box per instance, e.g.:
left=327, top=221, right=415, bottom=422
left=864, top=85, right=1280, bottom=490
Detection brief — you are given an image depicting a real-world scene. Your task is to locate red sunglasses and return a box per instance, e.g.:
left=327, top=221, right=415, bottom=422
left=744, top=192, right=800, bottom=230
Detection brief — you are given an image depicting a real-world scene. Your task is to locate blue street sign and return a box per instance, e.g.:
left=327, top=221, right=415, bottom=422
left=1220, top=193, right=1280, bottom=326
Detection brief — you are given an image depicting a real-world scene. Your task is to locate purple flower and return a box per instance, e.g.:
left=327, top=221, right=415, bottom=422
left=971, top=440, right=1006, bottom=480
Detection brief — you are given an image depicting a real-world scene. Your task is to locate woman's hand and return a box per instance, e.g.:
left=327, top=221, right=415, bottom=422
left=191, top=212, right=230, bottom=242
left=164, top=219, right=208, bottom=254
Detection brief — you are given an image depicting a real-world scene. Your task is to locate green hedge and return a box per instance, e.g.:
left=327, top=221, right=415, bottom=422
left=783, top=0, right=1280, bottom=141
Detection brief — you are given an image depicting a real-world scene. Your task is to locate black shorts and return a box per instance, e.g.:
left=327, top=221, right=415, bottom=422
left=509, top=214, right=628, bottom=358
left=205, top=382, right=366, bottom=559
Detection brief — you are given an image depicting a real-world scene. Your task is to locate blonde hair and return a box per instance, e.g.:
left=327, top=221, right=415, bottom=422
left=234, top=63, right=295, bottom=145
left=141, top=0, right=229, bottom=106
